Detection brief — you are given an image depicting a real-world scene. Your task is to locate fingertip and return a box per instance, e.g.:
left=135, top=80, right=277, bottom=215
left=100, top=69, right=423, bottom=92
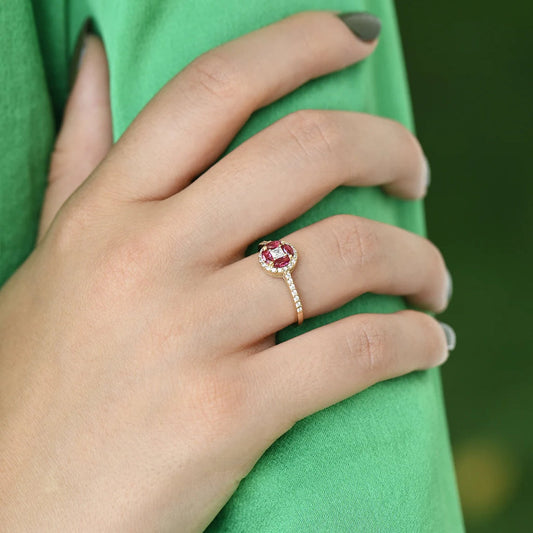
left=373, top=121, right=429, bottom=201
left=431, top=320, right=456, bottom=366
left=408, top=154, right=431, bottom=200
left=381, top=176, right=427, bottom=201
left=337, top=12, right=382, bottom=43
left=406, top=154, right=431, bottom=200
left=397, top=310, right=452, bottom=369
left=424, top=316, right=455, bottom=367
left=438, top=321, right=457, bottom=352
left=68, top=18, right=92, bottom=91
left=59, top=28, right=111, bottom=148
left=71, top=33, right=110, bottom=108
left=423, top=154, right=431, bottom=189
left=332, top=11, right=381, bottom=66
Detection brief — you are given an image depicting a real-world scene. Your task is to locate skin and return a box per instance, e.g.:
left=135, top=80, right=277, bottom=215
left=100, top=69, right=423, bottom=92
left=0, top=11, right=451, bottom=532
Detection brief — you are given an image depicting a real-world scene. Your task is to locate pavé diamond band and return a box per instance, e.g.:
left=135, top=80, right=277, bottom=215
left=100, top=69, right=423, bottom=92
left=258, top=239, right=303, bottom=325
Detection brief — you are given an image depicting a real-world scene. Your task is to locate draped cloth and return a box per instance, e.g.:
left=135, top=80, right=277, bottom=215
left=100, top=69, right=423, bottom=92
left=0, top=0, right=464, bottom=530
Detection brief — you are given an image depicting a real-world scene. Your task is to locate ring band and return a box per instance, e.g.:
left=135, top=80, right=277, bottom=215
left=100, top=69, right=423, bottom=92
left=258, top=239, right=303, bottom=325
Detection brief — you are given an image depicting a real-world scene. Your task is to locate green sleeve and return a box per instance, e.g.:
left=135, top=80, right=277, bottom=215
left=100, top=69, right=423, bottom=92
left=2, top=0, right=464, bottom=530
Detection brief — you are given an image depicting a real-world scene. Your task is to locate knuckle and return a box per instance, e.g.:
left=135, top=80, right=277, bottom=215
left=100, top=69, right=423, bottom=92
left=48, top=196, right=96, bottom=253
left=282, top=110, right=341, bottom=160
left=98, top=227, right=160, bottom=290
left=329, top=215, right=379, bottom=272
left=188, top=51, right=247, bottom=102
left=193, top=367, right=251, bottom=437
left=193, top=368, right=273, bottom=481
left=347, top=318, right=389, bottom=376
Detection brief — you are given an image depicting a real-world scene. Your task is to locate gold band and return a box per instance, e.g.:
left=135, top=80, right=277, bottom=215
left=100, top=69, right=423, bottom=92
left=258, top=239, right=303, bottom=325
left=282, top=270, right=303, bottom=325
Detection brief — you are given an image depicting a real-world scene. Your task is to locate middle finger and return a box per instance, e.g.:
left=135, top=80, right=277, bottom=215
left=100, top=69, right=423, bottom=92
left=163, top=110, right=428, bottom=263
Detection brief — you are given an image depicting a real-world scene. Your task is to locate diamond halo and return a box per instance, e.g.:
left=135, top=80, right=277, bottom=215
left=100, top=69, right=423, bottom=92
left=258, top=240, right=298, bottom=277
left=257, top=239, right=303, bottom=325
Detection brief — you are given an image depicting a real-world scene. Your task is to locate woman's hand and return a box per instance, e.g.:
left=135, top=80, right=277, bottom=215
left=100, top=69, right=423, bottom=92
left=0, top=12, right=453, bottom=532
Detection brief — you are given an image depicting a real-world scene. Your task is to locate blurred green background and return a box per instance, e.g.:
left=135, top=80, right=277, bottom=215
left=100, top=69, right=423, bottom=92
left=395, top=3, right=532, bottom=531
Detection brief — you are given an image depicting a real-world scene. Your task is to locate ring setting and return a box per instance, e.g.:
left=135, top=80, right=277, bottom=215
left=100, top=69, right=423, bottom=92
left=258, top=240, right=303, bottom=325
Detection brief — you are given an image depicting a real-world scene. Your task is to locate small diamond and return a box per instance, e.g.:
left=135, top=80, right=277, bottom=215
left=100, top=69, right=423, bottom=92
left=270, top=246, right=285, bottom=260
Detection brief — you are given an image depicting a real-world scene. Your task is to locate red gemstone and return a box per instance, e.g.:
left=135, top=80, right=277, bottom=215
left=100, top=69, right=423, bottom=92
left=262, top=249, right=273, bottom=262
left=282, top=244, right=294, bottom=256
left=273, top=256, right=290, bottom=268
left=267, top=240, right=281, bottom=249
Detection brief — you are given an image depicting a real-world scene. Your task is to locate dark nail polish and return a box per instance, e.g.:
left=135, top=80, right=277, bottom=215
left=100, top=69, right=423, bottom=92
left=445, top=269, right=453, bottom=303
left=438, top=322, right=456, bottom=351
left=68, top=18, right=93, bottom=90
left=337, top=12, right=382, bottom=42
left=424, top=154, right=431, bottom=188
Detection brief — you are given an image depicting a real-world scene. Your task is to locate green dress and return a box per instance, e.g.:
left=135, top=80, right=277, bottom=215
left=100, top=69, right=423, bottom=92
left=0, top=0, right=464, bottom=530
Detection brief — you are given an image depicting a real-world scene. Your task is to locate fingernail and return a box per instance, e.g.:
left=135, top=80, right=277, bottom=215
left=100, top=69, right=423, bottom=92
left=423, top=154, right=431, bottom=188
left=337, top=12, right=382, bottom=42
left=445, top=269, right=453, bottom=303
left=438, top=322, right=456, bottom=351
left=68, top=18, right=93, bottom=90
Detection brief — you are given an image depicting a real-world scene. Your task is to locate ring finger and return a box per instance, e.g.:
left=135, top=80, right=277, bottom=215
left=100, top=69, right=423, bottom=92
left=206, top=214, right=449, bottom=350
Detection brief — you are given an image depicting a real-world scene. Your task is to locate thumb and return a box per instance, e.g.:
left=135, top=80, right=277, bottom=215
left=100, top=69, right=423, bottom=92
left=38, top=29, right=112, bottom=241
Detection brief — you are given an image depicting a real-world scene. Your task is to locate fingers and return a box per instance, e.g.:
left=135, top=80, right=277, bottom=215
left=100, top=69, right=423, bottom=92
left=245, top=310, right=451, bottom=438
left=39, top=34, right=112, bottom=241
left=100, top=11, right=379, bottom=201
left=207, top=215, right=449, bottom=349
left=170, top=110, right=427, bottom=263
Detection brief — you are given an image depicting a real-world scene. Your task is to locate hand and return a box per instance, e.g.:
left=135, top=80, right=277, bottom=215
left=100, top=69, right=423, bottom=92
left=0, top=12, right=453, bottom=532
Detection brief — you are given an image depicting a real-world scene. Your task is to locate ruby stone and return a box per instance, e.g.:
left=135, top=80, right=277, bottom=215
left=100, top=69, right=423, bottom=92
left=262, top=249, right=273, bottom=262
left=282, top=244, right=294, bottom=255
left=267, top=240, right=281, bottom=249
left=273, top=256, right=290, bottom=268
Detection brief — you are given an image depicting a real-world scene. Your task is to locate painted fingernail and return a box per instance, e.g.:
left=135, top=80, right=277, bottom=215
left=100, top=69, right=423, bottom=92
left=445, top=269, right=453, bottom=303
left=68, top=18, right=93, bottom=90
left=438, top=321, right=456, bottom=351
left=337, top=12, right=382, bottom=42
left=423, top=154, right=431, bottom=188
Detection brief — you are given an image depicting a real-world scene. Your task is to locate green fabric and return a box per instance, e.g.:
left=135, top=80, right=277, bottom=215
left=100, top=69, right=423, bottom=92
left=1, top=0, right=464, bottom=530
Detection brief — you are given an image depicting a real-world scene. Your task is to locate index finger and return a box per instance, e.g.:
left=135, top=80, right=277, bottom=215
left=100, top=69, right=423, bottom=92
left=100, top=11, right=381, bottom=201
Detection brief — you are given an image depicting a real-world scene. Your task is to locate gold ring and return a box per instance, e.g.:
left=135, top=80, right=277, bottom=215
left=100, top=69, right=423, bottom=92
left=258, top=239, right=303, bottom=325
